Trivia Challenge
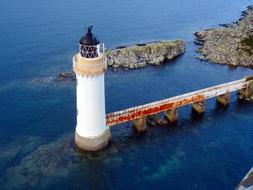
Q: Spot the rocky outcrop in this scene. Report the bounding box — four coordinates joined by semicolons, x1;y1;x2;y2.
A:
106;40;185;70
195;5;253;68
35;72;75;83
36;40;185;83
57;72;75;81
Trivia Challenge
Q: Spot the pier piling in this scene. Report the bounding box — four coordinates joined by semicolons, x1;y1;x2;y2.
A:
192;101;205;114
164;109;178;123
216;92;230;106
238;80;253;101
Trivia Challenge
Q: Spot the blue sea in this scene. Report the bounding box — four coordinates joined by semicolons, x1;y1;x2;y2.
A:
0;0;253;189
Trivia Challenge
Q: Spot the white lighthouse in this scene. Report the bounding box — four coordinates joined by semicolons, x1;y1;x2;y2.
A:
73;26;110;151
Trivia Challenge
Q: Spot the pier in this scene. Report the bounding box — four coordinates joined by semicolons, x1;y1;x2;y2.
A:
106;76;253;130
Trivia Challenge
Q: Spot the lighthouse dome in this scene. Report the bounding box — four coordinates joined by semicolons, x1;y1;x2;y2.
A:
79;26;100;46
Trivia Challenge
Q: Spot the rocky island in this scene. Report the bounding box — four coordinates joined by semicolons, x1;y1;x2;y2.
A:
50;40;184;82
195;5;253;68
106;40;185;70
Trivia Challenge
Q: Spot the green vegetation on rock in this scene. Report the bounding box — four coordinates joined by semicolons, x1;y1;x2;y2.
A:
241;36;253;55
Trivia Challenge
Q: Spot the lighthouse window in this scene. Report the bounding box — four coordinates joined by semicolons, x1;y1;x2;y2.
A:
80;45;98;58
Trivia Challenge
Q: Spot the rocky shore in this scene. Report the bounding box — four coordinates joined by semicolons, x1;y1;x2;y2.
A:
106;40;185;70
195;5;253;67
41;40;185;82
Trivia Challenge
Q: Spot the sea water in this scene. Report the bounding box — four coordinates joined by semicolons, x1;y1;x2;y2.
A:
0;0;253;189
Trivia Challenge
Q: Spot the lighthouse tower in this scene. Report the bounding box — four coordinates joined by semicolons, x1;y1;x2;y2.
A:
73;26;110;151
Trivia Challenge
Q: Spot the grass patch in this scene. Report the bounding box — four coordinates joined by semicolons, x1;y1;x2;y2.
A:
241;36;253;55
242;36;253;47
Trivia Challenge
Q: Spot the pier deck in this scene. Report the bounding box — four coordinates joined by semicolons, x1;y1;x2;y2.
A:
106;77;252;127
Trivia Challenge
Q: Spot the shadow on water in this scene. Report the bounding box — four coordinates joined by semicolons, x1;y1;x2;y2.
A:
190;110;205;124
214;101;230;111
234;98;253;109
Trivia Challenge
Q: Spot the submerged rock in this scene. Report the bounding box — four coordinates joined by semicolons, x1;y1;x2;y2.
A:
106;40;185;70
56;72;75;81
0;135;77;189
0;136;43;172
195;5;253;68
35;72;75;83
58;72;74;79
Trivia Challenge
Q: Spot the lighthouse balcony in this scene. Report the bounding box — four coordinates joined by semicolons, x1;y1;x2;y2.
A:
73;53;107;76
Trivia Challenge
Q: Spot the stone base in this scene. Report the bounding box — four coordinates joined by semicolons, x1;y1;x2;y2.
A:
164;109;178;123
75;129;111;152
238;80;253;101
192;101;205;114
217;92;230;106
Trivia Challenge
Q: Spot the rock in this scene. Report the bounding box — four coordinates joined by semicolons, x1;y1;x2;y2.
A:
37;40;185;83
0;136;42;172
195;5;253;68
196;56;207;61
0;135;78;189
36;72;76;83
106;40;185;70
194;39;205;45
57;72;75;81
219;23;234;28
147;114;169;127
194;31;207;39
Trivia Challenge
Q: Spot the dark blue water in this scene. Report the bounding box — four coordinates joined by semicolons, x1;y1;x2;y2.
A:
0;0;253;189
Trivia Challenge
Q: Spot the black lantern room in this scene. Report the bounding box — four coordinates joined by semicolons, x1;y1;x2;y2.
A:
79;26;100;58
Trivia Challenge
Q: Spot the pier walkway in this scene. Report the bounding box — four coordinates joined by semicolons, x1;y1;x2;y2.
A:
106;76;253;129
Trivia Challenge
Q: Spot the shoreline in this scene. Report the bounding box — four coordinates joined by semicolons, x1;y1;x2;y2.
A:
195;5;253;68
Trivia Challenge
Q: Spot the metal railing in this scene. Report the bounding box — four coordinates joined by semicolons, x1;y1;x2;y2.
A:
106;77;249;126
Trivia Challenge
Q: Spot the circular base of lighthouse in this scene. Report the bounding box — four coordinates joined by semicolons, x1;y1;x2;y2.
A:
75;129;111;152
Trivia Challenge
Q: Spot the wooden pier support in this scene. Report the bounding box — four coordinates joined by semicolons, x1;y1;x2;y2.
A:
216;92;230;106
238;80;253;101
133;117;147;132
164;109;178;123
192;101;205;114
